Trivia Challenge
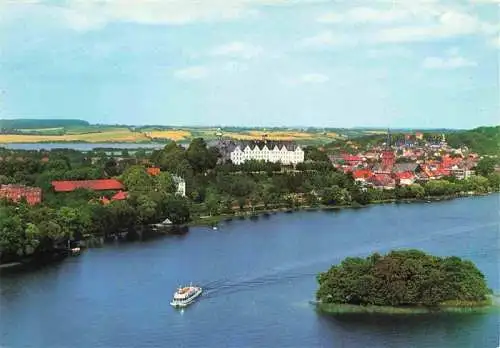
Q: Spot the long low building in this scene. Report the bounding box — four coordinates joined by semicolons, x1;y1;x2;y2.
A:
51;179;124;192
216;140;304;165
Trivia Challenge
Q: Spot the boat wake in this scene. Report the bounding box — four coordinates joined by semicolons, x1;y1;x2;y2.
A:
198;222;498;299
201;270;317;298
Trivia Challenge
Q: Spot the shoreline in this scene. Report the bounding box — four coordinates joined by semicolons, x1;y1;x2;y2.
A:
0;192;496;271
315;297;499;315
187;192;496;228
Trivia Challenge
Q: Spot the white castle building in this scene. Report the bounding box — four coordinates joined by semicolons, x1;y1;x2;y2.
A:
216;140;305;165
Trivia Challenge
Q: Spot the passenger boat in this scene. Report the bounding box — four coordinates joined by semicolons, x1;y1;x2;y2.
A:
170;284;203;308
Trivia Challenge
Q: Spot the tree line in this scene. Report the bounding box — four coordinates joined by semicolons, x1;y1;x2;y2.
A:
0;138;499;264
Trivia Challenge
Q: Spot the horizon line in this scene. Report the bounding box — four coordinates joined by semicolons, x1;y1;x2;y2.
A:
2;118;496;131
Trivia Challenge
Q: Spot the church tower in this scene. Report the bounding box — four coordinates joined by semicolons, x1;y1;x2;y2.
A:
381;128;396;172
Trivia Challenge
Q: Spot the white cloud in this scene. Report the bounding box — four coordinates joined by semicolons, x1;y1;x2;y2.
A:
318;7;412;24
422;54;476;70
25;0;327;31
373;9;499;43
315;3;499;46
210;42;263;59
173;66;209;80
300;31;354;47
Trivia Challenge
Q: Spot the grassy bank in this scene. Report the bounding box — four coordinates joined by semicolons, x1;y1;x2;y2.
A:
316;297;498;315
187;204;364;227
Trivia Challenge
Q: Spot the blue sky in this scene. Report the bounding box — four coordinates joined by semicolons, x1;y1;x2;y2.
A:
0;0;499;128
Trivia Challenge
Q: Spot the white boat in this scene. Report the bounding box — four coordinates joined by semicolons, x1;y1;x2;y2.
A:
170;284;203;308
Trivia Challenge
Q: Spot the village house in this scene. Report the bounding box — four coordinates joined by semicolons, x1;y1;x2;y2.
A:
448;165;475;180
0;184;42;205
362;152;379;161
147;167;161;176
352;169;373;185
111;191;128;201
99;191;129;205
342;154;364;167
366;174;396;190
216;140;304;165
395;171;416;186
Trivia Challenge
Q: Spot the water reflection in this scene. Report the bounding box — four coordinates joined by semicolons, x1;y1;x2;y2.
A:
317;312;497;348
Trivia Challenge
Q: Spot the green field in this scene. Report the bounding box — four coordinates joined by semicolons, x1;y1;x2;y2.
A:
0;119;471;146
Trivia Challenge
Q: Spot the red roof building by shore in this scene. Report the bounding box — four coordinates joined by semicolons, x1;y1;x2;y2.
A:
0;185;42;205
51;179;124;192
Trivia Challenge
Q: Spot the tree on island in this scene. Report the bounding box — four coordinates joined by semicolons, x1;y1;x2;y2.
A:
316;250;491;307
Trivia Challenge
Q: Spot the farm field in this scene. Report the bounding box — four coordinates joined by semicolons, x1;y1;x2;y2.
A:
0;124;349;144
0;128;150;143
142;129;192;141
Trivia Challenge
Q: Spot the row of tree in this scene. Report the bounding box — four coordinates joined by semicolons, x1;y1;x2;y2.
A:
0;138;499;264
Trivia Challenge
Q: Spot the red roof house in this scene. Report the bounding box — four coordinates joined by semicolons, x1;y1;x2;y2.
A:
111;191;128;201
0;185;42;205
51;179;124;192
147;167;161;176
352;169;373;183
395;171;415;186
367;174;396;189
342;154;364;166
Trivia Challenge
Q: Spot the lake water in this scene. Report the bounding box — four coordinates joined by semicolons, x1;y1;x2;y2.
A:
1;195;499;348
1;143;167;151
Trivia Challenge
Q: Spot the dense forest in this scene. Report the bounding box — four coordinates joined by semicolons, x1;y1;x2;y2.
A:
0;139;499;264
316;250;492;307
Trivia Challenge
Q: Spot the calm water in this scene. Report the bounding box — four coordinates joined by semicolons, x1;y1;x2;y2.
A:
1;195;499;348
2;143;166;151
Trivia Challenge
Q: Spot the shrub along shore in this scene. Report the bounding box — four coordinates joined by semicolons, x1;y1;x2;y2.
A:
315;298;498;315
188;191;493;228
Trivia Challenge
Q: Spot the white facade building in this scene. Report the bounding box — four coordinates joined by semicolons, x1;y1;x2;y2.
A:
172;175;186;197
223;141;304;165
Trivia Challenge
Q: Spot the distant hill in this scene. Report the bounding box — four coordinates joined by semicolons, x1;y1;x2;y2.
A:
446;126;500;155
0;119;90;130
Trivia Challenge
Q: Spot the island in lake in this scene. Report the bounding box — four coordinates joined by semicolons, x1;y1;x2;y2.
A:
316;250;495;314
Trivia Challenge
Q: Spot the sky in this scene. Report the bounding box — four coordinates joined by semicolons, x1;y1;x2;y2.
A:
0;0;499;129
